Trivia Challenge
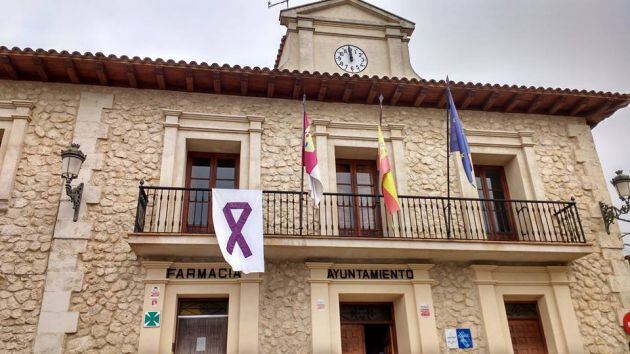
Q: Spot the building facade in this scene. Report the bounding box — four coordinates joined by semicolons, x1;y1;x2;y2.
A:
0;0;629;353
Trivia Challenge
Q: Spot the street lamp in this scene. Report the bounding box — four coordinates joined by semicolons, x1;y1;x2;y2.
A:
600;170;630;234
61;143;86;222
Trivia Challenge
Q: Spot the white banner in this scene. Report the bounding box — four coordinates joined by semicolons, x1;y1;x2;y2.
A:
212;189;264;273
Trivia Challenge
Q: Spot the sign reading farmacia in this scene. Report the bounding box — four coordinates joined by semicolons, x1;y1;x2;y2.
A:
166;268;242;279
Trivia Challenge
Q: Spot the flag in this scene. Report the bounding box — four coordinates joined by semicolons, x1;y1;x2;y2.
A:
212;189;264;274
302;111;324;205
377;125;400;214
447;87;475;185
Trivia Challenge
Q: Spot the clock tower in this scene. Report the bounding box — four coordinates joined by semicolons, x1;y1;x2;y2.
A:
275;0;420;79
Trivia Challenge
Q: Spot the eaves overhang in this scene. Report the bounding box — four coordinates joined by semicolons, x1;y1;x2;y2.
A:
0;46;628;127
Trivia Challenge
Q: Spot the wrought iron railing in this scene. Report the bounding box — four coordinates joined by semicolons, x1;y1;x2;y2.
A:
133;186;586;243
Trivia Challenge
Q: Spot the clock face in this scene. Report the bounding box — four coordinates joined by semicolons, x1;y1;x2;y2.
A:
334;45;368;73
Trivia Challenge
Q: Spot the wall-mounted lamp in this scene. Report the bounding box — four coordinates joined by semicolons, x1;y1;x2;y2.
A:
61;143;86;222
600;170;630;234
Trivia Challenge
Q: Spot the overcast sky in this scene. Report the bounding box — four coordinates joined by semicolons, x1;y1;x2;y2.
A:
1;0;629;246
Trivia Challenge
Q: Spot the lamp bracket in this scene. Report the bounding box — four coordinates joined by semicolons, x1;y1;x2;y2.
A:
600;199;630;235
65;181;84;222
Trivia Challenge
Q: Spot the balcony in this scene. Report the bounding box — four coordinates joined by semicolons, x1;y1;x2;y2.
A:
128;186;593;262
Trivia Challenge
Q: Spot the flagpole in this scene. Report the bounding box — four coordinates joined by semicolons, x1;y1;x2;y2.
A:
378;93;391;232
379;93;384;125
445;77;452;238
299;94;306;236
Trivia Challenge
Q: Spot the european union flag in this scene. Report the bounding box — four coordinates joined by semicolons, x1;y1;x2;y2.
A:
456;328;473;349
447;87;475;185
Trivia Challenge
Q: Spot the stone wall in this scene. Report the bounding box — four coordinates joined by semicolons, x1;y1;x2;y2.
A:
0;79;627;352
0;81;79;353
430;264;486;353
259;261;311;354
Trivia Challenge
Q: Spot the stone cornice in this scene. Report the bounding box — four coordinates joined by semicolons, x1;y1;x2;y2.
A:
466;129;536;148
469;264;572;286
466;129;534;139
305;262;335;270
141;261;174;269
0;99;34;109
165;110;265;124
161;109;265;134
316;119;405;132
0;99;34;122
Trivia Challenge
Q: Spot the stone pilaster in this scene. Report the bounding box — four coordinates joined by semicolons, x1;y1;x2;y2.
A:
33;92;112;354
567;122;630;326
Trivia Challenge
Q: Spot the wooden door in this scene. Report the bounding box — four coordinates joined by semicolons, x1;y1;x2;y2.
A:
340;303;396;354
175;299;229;354
336;160;381;237
341;324;365;354
175;317;228;354
474;165;516;240
384;326;394;354
505;302;547;354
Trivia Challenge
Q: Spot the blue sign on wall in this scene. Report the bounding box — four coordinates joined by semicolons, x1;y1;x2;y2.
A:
456;328;473;349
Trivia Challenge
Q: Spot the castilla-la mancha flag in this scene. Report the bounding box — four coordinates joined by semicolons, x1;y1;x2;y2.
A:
377;125;400;214
303;111;324;205
212;189;264;274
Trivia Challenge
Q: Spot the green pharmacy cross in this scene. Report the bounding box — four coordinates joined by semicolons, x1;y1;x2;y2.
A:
144;311;160;328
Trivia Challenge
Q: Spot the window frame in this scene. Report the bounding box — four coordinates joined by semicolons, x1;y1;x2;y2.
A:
474;165;517;241
182;151;240;234
0;100;33;212
335;159;382;237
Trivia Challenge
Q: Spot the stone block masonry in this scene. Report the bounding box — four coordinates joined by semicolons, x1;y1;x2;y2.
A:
33;92;112;354
0;80;627;353
0;82;81;353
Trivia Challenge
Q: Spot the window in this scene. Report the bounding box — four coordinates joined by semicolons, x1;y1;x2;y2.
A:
340;303;397;354
474;165;516;240
175;299;229;354
183;152;239;233
336;160;381;237
0;100;33;212
504;302;547;354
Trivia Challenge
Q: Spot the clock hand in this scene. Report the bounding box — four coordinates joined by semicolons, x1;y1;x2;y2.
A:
347;46;354;62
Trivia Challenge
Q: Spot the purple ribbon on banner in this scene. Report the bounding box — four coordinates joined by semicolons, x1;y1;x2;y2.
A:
222;202;253;258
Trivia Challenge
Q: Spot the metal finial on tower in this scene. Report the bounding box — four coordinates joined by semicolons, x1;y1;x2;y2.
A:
268;0;289;8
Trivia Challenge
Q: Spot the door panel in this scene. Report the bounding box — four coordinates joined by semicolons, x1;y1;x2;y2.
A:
508;319;547;354
340;303;396;354
474;165;516;240
341;324;365;354
175;317;228;354
505;302;547;354
175;299;229;354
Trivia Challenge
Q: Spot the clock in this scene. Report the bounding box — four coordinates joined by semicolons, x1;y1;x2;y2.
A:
334;45;368;73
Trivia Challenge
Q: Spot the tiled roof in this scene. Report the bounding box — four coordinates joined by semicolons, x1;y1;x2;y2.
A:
0;46;628;127
274;34;287;69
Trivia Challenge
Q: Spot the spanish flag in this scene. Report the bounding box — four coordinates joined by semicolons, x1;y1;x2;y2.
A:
377;124;400;214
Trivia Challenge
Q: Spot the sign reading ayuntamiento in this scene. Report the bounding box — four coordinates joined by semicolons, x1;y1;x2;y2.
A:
327;268;414;280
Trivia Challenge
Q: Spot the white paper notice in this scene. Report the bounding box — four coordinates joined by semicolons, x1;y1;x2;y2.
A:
316;299;325;311
444;328;458;349
195;337;206;352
